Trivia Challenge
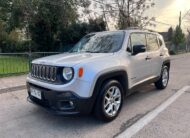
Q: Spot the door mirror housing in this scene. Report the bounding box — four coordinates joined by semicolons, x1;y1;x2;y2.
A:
132;45;146;55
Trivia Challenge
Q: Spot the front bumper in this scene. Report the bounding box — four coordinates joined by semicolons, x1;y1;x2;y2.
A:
27;83;95;115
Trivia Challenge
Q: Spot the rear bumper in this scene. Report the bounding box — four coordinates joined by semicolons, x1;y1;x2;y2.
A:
27;83;95;116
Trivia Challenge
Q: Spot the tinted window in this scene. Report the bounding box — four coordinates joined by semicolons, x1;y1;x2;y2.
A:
130;33;146;47
146;34;159;51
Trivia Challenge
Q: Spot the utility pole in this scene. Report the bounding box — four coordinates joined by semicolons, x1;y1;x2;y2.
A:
179;11;182;27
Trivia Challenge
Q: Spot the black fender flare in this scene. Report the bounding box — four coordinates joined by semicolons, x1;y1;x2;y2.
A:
163;59;171;70
89;70;129;112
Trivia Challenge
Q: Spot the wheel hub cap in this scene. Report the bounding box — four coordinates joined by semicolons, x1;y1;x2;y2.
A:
104;86;121;117
162;68;168;87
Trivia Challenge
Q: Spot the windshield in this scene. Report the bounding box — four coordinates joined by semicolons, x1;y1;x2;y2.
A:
70;31;125;53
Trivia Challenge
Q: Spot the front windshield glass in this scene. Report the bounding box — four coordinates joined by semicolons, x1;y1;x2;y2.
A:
70;31;125;53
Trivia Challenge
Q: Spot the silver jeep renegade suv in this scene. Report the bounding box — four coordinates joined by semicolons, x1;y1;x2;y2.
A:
27;29;170;121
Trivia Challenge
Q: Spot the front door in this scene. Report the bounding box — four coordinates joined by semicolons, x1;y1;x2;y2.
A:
127;33;152;86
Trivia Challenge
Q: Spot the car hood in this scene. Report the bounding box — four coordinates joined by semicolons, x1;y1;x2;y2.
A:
32;52;114;66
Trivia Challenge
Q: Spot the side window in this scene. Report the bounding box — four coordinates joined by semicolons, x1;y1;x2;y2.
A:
146;34;160;51
130;33;146;47
127;36;132;52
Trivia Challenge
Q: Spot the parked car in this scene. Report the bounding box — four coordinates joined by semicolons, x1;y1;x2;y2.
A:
26;29;170;122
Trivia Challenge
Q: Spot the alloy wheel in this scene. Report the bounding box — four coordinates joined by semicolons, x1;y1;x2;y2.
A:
162;68;169;87
103;86;121;117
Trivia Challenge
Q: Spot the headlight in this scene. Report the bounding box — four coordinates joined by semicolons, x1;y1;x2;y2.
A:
62;67;73;81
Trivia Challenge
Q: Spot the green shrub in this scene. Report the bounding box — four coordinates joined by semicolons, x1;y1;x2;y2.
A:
169;50;176;55
2;41;30;53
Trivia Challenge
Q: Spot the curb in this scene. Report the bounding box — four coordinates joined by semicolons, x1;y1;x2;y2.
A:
0;85;26;94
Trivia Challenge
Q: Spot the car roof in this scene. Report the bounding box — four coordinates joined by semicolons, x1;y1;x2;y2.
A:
91;29;160;36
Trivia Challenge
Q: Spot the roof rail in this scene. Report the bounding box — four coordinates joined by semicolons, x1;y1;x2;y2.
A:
125;27;157;32
126;27;142;30
144;29;158;32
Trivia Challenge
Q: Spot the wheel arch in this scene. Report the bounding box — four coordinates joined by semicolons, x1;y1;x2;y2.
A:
90;70;128;114
163;59;170;70
91;70;129;104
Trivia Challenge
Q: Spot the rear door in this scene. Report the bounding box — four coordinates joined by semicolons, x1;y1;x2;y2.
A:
146;33;162;77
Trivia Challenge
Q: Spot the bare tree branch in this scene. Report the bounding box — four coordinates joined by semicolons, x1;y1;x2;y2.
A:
93;0;155;29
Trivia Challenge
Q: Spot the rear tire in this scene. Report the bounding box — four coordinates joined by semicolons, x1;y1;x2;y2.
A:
94;80;124;122
155;66;169;89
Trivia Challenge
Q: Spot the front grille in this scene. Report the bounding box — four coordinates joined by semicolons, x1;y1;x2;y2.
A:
31;64;57;82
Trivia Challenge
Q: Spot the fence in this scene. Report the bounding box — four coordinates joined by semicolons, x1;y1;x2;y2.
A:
1;45;190;77
0;52;60;77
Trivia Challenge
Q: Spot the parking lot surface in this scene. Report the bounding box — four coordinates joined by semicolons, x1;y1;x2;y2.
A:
0;53;190;138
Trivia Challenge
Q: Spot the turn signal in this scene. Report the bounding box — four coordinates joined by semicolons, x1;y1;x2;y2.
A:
78;67;83;78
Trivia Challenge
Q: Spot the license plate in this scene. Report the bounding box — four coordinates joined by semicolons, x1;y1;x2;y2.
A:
30;87;42;100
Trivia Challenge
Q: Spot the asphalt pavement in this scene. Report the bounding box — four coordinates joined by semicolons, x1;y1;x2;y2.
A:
0;53;190;138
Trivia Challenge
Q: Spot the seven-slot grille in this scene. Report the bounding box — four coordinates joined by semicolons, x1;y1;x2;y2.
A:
31;64;57;82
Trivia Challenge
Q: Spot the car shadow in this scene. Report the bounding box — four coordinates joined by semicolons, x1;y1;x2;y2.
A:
124;84;160;105
28;84;163;130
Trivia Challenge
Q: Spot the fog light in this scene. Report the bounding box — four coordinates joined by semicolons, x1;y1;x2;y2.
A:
60;100;74;110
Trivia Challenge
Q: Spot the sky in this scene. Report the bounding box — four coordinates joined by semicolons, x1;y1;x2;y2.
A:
82;0;190;33
146;0;190;33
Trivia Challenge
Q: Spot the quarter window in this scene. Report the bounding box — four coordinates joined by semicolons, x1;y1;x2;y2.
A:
146;34;160;51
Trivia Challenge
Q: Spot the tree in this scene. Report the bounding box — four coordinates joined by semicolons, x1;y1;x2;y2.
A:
173;12;185;48
59;17;106;46
94;0;155;29
173;26;185;46
27;0;80;51
1;0;92;51
25;0;106;51
167;27;173;42
0;21;8;52
0;0;106;52
88;18;107;32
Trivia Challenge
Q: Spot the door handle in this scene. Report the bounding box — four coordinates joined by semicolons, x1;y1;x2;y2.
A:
145;56;151;60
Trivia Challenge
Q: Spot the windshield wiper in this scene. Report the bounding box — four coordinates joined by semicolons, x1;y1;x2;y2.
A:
84;50;101;53
69;50;107;53
85;50;109;53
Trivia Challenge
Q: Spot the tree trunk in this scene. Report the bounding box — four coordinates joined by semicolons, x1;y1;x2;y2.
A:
127;0;130;27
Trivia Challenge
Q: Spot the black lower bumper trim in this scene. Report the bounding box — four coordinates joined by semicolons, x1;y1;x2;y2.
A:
27;83;95;116
27;97;80;115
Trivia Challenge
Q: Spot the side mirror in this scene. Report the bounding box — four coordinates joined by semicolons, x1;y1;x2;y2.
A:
132;45;146;55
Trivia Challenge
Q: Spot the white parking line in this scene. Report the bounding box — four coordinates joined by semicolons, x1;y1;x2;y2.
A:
117;86;190;138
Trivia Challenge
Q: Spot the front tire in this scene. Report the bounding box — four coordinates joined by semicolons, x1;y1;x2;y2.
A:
94;80;124;122
155;66;169;89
